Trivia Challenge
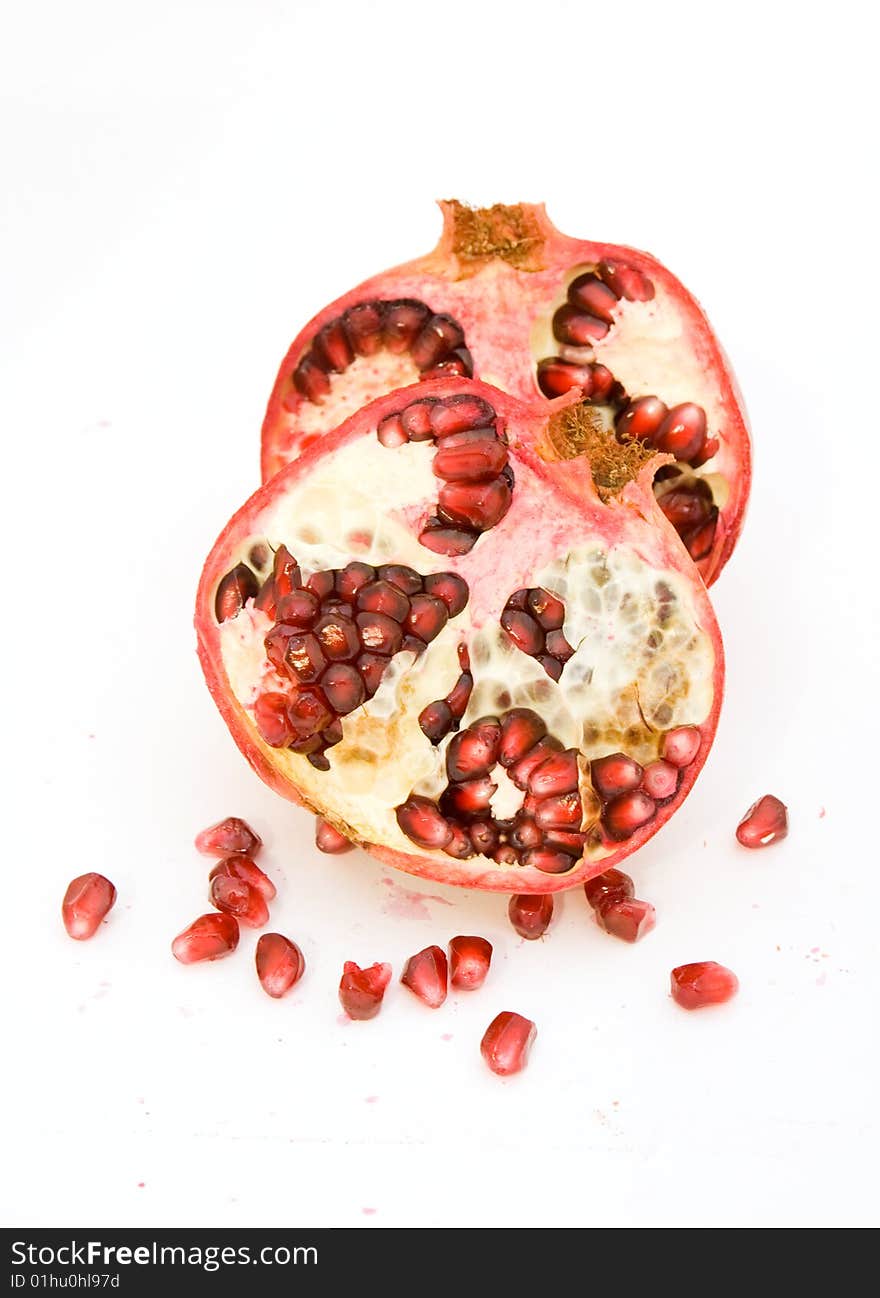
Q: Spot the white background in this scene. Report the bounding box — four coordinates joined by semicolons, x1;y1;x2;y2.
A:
2;0;877;1229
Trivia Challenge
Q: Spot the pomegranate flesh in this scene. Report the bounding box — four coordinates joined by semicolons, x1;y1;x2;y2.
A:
61;873;117;941
339;960;392;1020
195;816;262;858
480;1011;537;1076
671;961;739;1010
400;944;448;1008
255;933;305;997
172;913;240;964
449;935;493;990
508;893;554;939
736;795;788;848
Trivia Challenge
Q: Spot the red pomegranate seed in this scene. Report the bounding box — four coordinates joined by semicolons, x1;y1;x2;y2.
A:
657;485;713;530
691;435;721;468
254;692;294;747
293;353;331;402
661;726;701;768
499;708;548;767
500;608;545;655
545;629;574;662
422;571;468;615
583;867;634;910
214;564;258;622
306;569;335;600
335;561;376;601
597;259;655;301
423;347;473;379
172;912;240;963
442;776;497;817
283;631;327;682
315;817;353;853
411;313;465;368
449;935;493;990
543;828;587;852
591;752;644;799
398;400;435;440
671;961;739;1010
339;960;392;1020
446;718;502;781
355;611;403;656
342;301;384;355
275;589;320;626
313;318;354;373
418;519;478;555
604;790;656;839
481;1011;537;1076
528;748;580;798
271;545;301;598
209;854;276;902
429;395;496;435
616;395;668;443
567;272;619;323
356;579;410;622
321;661;366;713
682;511;719;562
654;403;707;463
264;623;298;673
377;564;423;595
383;299;430;353
438;476;512;532
377;413;408;448
396;796;453;849
195;816;262;858
534;791;582;831
522;847;576;874
209;868;270;928
588;364;618;400
399;594;445;644
314;612;361;662
419;698;453;742
508;893;553;939
61;872;116;940
597;897;656;942
356;652;388;696
432;429;508;482
254;575;277;617
255;933;305;998
552;303;609;345
736;795;788;848
509;735;564;790
641;760;679;801
287;687;333;743
400;945;448;1008
444;823;473;859
511;816;542;849
536;357;596;398
526;587;565;630
446;664;473;719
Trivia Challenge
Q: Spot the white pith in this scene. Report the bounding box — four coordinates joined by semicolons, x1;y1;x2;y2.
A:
218;429;715;869
280;353;420;454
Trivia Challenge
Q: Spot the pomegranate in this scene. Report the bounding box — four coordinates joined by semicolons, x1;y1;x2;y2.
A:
736;795;788;848
261;202;750;585
255;933;305;997
196;377;724;894
61;873;117;940
671;961;739;1010
480;1011;537;1076
171;913;240;963
449;935;493;990
400;944;448;1007
195;816;262;858
508;893;554;940
339;960;392;1020
595;897;656;942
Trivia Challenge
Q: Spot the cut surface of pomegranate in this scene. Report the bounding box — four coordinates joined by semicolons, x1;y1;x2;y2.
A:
197;377;723;894
194;816;262;858
261;202;750;585
255;933;305;997
671;961;739;1010
171;913;240;964
61;873;117;940
736;795;788;848
339;960;392;1020
481;1011;537;1076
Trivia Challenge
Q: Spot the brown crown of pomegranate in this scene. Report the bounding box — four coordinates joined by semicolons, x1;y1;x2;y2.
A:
260;201;751;585
199;377;724;894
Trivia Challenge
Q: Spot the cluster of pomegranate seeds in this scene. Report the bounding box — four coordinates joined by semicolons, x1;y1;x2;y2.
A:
449;936;493;990
255;933;306;998
591;726;700;843
218;547;469;769
670;961;739;1010
194;816;262;858
736;795;788;848
339;960;393;1020
400;944;449;1008
376;393;513;555
172;912;240;964
315;817;354;854
583;867;655;942
480;1011;537;1076
418;642;473;743
61;872;117;941
501;585;575;680
292;299;472;404
508;893;554;940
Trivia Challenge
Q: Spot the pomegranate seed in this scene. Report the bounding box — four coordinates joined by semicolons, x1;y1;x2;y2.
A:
422;571;469;617
498;709;548;767
377;413;408;448
449;935;493;990
315;817;353;853
591;752;644;799
397;400;435;440
481;1011;536;1076
691;435;721;468
356;652;388;696
61;872;116;940
528;748;580;798
293;353;330;402
509;735;564;790
400;945;448;1008
682;511;719;562
209;869;270;928
511;816;542;849
654;403;707;463
306;569;335;600
255;933;305;998
419;698;453;742
403;593;448;642
339;960;392;1020
444;823;473;859
603;790;656;839
567;272;619;323
356;579;410;622
377;564;423;595
313;318;354;373
195;816;262;858
589;364;618;400
442;776;498;817
552;303;609;345
424;346;473;379
469;820;499;855
500;608;545;655
736;795;788;848
446;718;502;781
534;791;583;830
264;623;298;673
616;395;668;443
657;484;713;530
254;692;294;747
545;629;574;662
383;299;430;353
275;589;320;625
525;587;564;630
641;760;679;801
283;632;327;682
418;519;478;555
597;259;655;301
314;612;360;663
522;847;576;874
596;897;656;942
506;588;529;610
661;727;701;768
432;429;508;483
543;828;587;852
342;301;384;355
536;357;596;398
209;854;276;901
446;662;474;718
172;912;240;963
271;546;301;598
396;796;453;850
429;395;496;435
508;893;553;939
254;576;276;617
671;961;739;1010
355;610;403;656
321;661;366;713
493;844;519;865
583;868;634;910
411;313;465;368
335;561;376;601
439;476;512;531
215;564;258;622
287;687;333;742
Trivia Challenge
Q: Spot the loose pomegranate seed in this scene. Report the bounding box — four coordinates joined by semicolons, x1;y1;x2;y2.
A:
597;259;655;301
654;403;707;463
61;872;117;940
499;708;548;767
735;795;788;848
418;519;478;555
603;790;656;839
583;868;634;910
172;913;240;963
377;563;423;595
641;760;679;801
432;429;508;482
671;961;739;1010
449;935;493;990
256;933;305;998
315;817;354;853
528;748;580;798
438;477;512;531
591;752;644;799
400;945;448;1008
209;869;270;928
339;960;392;1020
209;854;276;901
215;564;258;622
481;1011;537;1076
567;272;619;323
446;718;502;781
661;726;701;768
616;395;668;443
501;608;545;655
596;897;656;942
195;816;262;858
254;692;294;746
422;571;469;616
313;318;354;373
508;893;553;939
552;303;609;345
396;796;453;850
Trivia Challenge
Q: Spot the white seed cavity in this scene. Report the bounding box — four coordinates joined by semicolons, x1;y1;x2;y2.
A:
290;353;419;439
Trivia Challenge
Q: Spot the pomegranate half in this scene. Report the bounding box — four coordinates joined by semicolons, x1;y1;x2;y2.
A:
198;378;723;893
261;201;750;585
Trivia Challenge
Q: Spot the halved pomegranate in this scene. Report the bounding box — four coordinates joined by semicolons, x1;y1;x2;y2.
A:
196;378;723;894
261;202;750;585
